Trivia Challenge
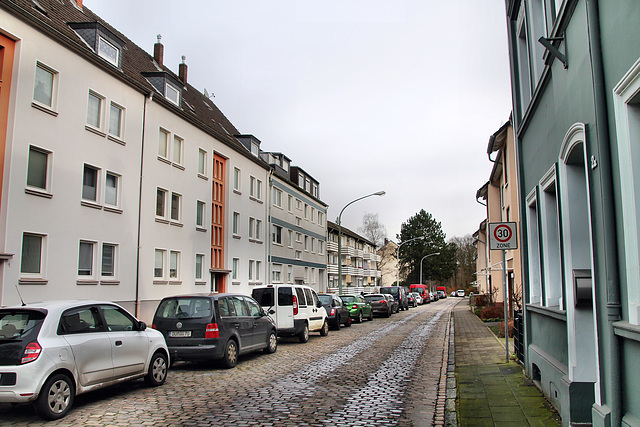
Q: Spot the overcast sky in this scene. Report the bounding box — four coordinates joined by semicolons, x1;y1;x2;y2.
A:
84;0;512;242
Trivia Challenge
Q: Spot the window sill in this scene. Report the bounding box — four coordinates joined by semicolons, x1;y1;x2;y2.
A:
104;206;123;214
232;281;241;286
195;281;206;286
107;135;126;146
153;280;168;285
248;281;263;286
18;278;48;285
526;303;566;320
155;217;170;224
169;280;182;285
196;226;207;232
76;279;99;285
81;200;103;210
249;239;264;244
25;188;53;199
233;189;242;195
249;196;263;204
613;321;640;343
157;156;171;165
233;234;241;239
198;173;208;181
172;163;185;171
170;221;184;228
100;280;120;285
85;125;106;138
31;102;58;117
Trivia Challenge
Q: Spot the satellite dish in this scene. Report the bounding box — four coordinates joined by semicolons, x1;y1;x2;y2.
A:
203;88;214;98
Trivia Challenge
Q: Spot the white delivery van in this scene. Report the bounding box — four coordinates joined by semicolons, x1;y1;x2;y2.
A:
252;284;329;343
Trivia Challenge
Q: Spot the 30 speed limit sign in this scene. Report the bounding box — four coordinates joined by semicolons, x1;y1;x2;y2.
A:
488;222;518;250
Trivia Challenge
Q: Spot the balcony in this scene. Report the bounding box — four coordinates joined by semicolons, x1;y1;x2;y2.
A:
327;241;338;252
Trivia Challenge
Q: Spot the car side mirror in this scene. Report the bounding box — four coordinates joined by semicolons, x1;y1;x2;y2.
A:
316;301;323;308
138;321;147;331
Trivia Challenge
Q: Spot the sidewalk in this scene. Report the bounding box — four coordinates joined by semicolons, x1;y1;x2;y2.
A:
450;301;561;426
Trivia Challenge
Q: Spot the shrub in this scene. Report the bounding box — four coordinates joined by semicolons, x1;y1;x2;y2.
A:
474;294;489;307
479;303;504;320
499;319;515;338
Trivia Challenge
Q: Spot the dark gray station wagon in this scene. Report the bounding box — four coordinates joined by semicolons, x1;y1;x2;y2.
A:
152;293;277;368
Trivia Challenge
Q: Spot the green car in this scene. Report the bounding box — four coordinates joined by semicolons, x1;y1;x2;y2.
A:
339;294;373;323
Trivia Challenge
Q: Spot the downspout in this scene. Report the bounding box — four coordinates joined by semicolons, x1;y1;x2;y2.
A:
267;169;273;284
134;91;152;317
585;0;621;424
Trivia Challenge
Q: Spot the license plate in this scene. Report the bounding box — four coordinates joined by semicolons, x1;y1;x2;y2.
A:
169;331;191;337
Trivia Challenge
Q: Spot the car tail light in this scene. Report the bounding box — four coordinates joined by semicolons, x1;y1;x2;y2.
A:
151;324;157;329
330;308;335;316
293;295;299;316
352;304;358;309
21;342;42;364
205;323;219;339
380;300;387;304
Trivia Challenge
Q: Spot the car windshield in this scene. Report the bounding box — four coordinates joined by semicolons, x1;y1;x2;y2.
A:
155;297;212;319
380;287;398;295
318;295;333;305
364;295;383;302
341;296;356;303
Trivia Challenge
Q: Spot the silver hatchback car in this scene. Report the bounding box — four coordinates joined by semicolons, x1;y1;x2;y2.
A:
0;300;169;420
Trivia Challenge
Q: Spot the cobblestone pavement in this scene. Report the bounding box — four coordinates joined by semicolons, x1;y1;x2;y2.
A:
0;298;459;426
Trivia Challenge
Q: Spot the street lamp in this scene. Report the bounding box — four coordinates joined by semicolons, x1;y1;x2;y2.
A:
419;252;440;287
395;236;427;287
337;191;386;295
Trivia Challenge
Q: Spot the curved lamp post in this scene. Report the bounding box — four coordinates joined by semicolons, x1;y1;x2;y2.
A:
337;191;385;295
420;252;440;290
395;236;427;286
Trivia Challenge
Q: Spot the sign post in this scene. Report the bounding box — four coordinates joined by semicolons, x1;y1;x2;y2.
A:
488;222;517;363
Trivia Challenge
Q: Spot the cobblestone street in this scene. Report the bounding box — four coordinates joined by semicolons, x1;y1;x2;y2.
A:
0;299;459;426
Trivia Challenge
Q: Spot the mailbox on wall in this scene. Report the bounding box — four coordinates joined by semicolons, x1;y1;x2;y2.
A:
573;269;592;308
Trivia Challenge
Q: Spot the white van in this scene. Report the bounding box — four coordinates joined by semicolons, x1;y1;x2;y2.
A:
252;284;329;343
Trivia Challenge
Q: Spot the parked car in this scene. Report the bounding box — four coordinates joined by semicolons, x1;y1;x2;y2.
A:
252;284;328;343
450;291;457;297
318;294;352;330
436;286;448;298
339;294;373;323
0;300;169;420
437;290;446;299
407;293;418;308
364;294;394;317
410;292;423;305
380;286;409;310
383;293;400;313
457;289;466;297
153;293;277;369
409;284;429;304
430;291;438;302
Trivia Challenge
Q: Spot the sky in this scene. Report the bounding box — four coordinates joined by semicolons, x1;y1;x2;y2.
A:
84;0;512;243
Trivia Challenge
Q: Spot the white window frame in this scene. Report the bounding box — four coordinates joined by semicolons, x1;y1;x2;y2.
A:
82;164;100;203
108;101;124;139
526;189;542;305
233;212;240;235
249;217;256;239
169;250;180;280
170;192;182;223
248;260;254;281
173;135;184;166
165;82;180;105
195;254;205;281
26;145;52;195
101;243;118;279
33;62;57;110
232;258;240;281
156;188;168;219
196;201;206;228
158;128;170;159
613;57;640;325
20;232;47;279
198;149;207;177
154;249;166;279
78;240;96;278
272;264;282;283
539;166;563;308
104;171;120;209
234;167;241;192
273;187;283;208
86;91;104;130
98;36;120;67
272;225;283;245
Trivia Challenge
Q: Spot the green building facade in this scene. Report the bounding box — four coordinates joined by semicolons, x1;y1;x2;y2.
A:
504;0;640;425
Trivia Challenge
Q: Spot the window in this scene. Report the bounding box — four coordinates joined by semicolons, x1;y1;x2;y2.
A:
98;36;119;66
249;218;256;239
232;258;239;281
288;265;293;283
273;188;282;207
304;204;309;219
87;91;103;129
295;250;302;260
33;62;56;108
165;82;180;105
248;260;254;281
540;168;562;307
78;241;95;277
288;195;293;212
296;199;302;210
296;217;302;227
105;172;119;207
311;207;315;222
233;212;239;235
195;254;204;280
198;149;207;176
296;232;302;242
304;236;309;251
158;129;169;158
256;261;262;281
288;230;293;247
272;264;282;282
256;219;262;240
250;177;262;200
171;193;181;222
169;251;180;279
173;135;183;165
108;102;124;138
26;146;50;191
82;165;99;202
311;238;316;253
234;168;241;191
318;212;324;226
250;176;256;198
272;225;282;245
516;7;533;113
21;233;44;275
196;201;205;227
318;240;324;255
102;243;116;277
156;188;167;217
154;249;165;278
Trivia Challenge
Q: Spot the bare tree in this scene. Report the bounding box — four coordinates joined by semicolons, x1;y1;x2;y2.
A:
358;213;387;248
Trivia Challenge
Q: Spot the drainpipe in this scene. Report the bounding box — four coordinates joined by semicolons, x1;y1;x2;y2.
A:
267;169;273;284
134;91;152;317
585;0;621;424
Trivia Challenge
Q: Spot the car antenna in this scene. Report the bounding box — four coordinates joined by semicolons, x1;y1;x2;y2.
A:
15;285;26;306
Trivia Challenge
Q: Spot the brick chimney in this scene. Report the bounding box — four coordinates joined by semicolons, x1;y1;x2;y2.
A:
179;56;187;85
154;34;163;67
72;0;83;9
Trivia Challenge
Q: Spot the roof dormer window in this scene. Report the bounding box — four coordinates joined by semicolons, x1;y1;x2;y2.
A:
98;36;119;67
165;82;180;105
251;142;259;157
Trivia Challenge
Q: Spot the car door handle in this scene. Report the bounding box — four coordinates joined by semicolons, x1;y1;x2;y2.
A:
232;322;240;328
115;340;122;346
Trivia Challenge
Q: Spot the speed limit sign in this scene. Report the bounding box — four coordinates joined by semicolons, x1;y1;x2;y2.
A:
488;222;518;250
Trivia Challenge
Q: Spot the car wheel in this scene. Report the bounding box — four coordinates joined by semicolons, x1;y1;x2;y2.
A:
356;311;363;323
298;323;310;343
368;311;374;321
386;309;391;318
144;352;168;387
344;316;352;327
35;373;75;420
334;315;341;330
221;339;238;368
264;330;278;354
320;320;329;336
